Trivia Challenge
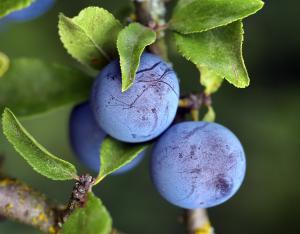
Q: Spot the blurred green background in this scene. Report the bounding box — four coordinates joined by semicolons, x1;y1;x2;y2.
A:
0;0;299;233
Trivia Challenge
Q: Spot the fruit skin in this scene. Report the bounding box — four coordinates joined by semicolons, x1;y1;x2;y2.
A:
91;52;180;143
5;0;55;22
69;102;145;175
150;121;246;209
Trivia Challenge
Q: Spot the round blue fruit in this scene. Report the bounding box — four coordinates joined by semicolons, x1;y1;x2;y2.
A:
91;52;180;143
150;121;246;209
5;0;55;22
69;102;145;175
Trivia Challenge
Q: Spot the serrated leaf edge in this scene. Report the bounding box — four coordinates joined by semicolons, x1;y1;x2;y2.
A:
2;108;78;180
0;0;34;18
95;139;149;184
170;0;264;34
58;7;122;68
117;23;156;92
100;145;146;178
174;21;249;88
59;192;112;234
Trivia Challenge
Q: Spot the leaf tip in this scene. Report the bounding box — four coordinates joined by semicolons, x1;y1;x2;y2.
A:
121;86;128;92
58;12;67;22
259;0;265;8
121;79;134;92
2;107;12;122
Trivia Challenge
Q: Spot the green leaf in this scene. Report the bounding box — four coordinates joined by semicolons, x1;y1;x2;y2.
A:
2;108;77;180
0;58;92;117
95;137;148;184
58;7;122;70
0;52;9;77
59;192;112;234
174;21;249;88
0;0;34;18
170;0;264;34
203;106;216;122
117;23;156;91
199;66;223;94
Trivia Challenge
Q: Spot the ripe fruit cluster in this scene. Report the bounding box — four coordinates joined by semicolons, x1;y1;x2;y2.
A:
69;52;246;209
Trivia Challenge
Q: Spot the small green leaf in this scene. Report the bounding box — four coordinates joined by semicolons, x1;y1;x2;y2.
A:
198;66;223;94
170;0;264;34
203;106;216;122
0;52;9;77
0;58;92;117
0;0;34;18
2;108;77;180
174;21;249;88
95;137;148;184
117;22;156;91
60;192;112;234
58;7;122;70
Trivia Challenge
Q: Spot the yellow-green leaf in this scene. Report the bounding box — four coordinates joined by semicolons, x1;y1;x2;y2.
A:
170;0;264;34
174;21;249;88
59;193;112;234
0;0;34;18
198;66;223;94
203;106;216;122
0;58;92;117
2;108;77;180
95;137;149;184
0;52;9;77
117;23;156;91
58;7;122;70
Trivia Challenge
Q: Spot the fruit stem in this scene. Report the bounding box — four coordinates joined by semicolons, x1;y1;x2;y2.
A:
178;92;212;121
186;209;214;234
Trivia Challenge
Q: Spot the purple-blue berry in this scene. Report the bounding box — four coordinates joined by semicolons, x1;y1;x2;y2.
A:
91;52;180;143
150;121;246;209
69;102;145;174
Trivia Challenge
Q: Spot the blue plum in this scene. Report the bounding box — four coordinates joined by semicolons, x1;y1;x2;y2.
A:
69;102;145;175
5;0;55;22
150;121;246;209
91;52;180;143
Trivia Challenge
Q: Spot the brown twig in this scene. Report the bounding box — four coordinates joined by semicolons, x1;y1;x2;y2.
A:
0;177;61;234
0;173;98;233
62;174;95;223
